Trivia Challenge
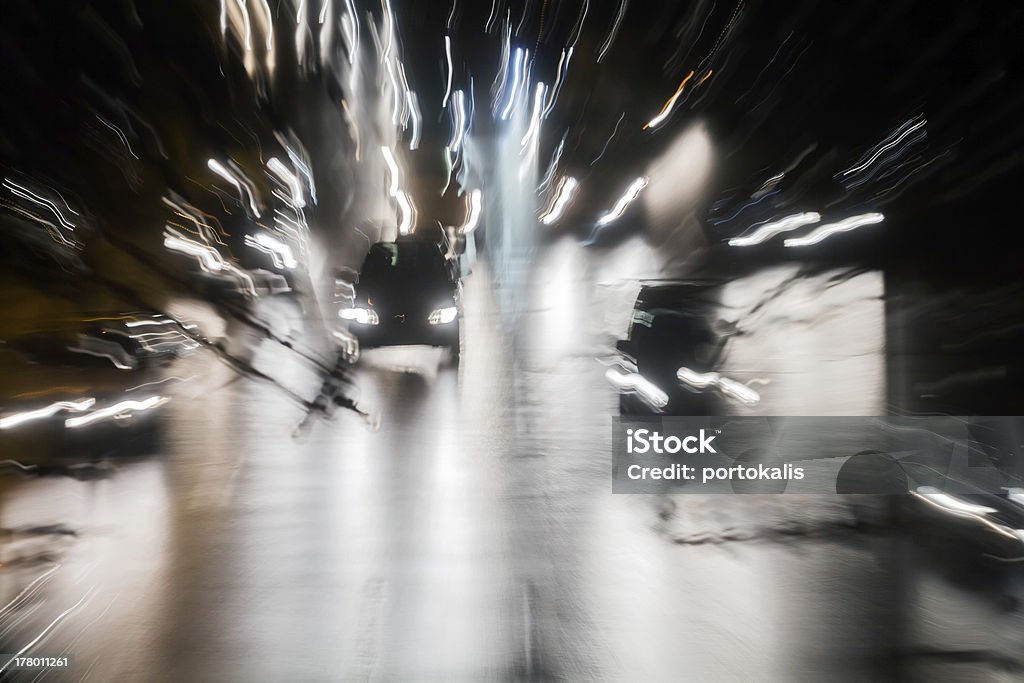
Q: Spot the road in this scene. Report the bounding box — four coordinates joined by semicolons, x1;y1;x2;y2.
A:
0;238;1021;682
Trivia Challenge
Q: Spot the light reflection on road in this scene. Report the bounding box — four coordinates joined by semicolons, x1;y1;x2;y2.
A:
0;239;1000;682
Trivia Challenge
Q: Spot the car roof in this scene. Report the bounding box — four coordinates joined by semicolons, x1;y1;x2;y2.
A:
369;237;442;249
634;279;722;309
361;241;449;278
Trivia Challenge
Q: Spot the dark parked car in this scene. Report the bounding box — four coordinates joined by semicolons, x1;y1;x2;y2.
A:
341;238;461;364
612;280;726;415
0;314;185;465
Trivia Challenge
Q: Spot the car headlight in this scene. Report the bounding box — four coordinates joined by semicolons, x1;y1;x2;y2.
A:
428;306;458;325
340;307;379;325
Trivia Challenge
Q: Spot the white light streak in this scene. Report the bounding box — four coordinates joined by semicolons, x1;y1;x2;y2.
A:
164;228;257;295
716;377;762;406
164;230;225;271
233;0;253;51
3;179;77;230
910;487;1023;543
485;0;499;32
124;318;177;328
381;146;400;195
65;396;169;428
605;367;669;410
0;587;97;673
245;232;298;269
589;112;624;166
728;212;821;247
258;0;274;50
461;189;482;233
500;48;526;121
597;177;648;226
597;0;628;63
0;564;61;619
441;146;454;196
677;367;761;406
395;191;414;235
396;59;411;125
783;213;884;247
207;158;260;217
540;177;579;225
644;70;694;130
450;89;467;152
96;114;139;159
267;157;305;208
339;1;359;87
380;0;394;63
442;35;454;108
676;367;718;388
408;92;422;150
915;487;998;516
842;118;927;177
284;144;317;205
379;147;414;234
543;48;573;118
520;82;547;149
492;20;511;98
568;0;590;49
385;58;402;125
537;136;566;194
447;0;458;30
0;399;96;430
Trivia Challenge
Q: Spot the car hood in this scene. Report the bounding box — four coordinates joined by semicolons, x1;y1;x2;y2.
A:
356;278;455;314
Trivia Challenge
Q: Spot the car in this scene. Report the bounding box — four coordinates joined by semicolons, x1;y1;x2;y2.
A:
340;238;461;364
0;320;179;466
611;280;726;415
4;313;199;370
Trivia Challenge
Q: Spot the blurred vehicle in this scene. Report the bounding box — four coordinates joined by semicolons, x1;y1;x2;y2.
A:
897;420;1024;609
339;237;461;364
895;483;1024;613
614;286;1024;585
611;280;725;414
906;485;1024;556
4;312;198;370
0;315;182;464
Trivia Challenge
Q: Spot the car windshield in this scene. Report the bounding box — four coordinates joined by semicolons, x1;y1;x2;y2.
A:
360;241;448;282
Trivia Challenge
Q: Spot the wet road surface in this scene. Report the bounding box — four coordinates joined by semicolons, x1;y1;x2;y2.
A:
1;239;1021;682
